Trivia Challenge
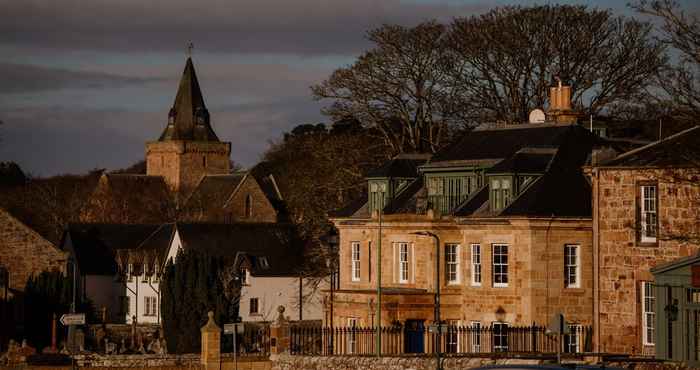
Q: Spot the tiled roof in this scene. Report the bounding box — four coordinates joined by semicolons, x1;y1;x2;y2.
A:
182;174;246;211
485;148;557;174
603;126;700;167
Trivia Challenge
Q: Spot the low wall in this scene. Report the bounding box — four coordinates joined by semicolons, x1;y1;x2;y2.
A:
73;354;200;367
271;354;544;370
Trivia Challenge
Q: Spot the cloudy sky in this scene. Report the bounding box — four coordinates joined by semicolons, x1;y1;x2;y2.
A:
0;0;668;176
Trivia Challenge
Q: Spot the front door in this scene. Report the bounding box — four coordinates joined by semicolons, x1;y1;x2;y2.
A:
404;319;424;353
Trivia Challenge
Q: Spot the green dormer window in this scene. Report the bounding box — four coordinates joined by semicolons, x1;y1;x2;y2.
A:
490;177;512;211
369;180;388;214
426;173;479;214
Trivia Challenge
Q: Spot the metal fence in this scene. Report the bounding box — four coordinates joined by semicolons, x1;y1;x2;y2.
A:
232;323;271;356
290;324;592;356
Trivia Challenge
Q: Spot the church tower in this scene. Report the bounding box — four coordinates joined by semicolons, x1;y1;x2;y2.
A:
146;58;231;200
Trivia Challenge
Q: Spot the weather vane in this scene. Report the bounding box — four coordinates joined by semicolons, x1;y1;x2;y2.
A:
186;42;194;57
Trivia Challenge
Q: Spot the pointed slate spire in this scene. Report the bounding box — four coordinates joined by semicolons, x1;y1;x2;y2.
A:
159;58;220;141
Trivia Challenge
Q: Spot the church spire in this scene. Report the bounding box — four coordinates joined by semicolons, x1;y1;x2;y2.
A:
159;57;220;141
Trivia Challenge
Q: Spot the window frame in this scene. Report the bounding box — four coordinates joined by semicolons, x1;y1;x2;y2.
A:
445;243;460;285
564;244;580;288
470;321;481;352
642;281;656;346
249;297;259;315
351;242;361;282
144;296;157;317
492;321;509;352
640;184;658;243
399;242;409;284
471;244;482;287
492;244;509;288
564;324;582;353
346;317;358;354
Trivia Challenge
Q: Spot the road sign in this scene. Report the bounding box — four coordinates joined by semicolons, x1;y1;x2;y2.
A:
428;324;449;334
546;312;569;335
60;313;85;326
224;323;245;335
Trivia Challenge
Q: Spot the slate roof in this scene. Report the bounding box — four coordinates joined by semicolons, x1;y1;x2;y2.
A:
182;174;246;210
429;124;578;164
176;223;303;277
485;148;557;174
332;123;600;219
366;154;431;178
64;223;173;275
603;126;700;167
158;58;220;142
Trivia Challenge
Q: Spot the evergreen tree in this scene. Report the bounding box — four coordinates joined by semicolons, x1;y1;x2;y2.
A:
161;249;237;353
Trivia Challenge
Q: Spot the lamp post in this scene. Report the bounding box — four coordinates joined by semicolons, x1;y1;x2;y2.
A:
375;189;384;358
412;231;442;370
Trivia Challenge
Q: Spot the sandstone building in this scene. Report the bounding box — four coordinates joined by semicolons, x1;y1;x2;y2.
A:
587;126;700;355
329;84;603;353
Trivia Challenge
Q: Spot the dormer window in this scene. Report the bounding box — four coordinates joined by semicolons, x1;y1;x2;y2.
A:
259;257;269;269
369;181;388;214
240;267;249;285
127;263;134;282
491;177;512;211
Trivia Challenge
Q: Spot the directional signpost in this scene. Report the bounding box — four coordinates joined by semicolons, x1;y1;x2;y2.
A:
224;323;245;370
546;312;568;364
60;313;85;326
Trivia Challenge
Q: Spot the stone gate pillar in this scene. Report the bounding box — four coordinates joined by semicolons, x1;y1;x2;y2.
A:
270;306;289;355
201;311;221;370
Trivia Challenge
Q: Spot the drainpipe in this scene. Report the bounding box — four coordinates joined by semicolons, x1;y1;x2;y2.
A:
592;168;601;352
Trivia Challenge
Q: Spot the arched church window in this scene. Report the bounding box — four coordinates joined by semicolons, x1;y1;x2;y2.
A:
203;156;207;168
245;194;253;218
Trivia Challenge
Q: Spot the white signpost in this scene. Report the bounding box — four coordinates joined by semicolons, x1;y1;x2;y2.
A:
60;313;85;326
224;323;245;370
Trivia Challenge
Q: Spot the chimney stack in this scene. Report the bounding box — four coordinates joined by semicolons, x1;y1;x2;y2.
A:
547;78;578;124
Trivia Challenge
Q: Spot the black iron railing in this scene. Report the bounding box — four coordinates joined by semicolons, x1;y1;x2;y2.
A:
289;324;592;356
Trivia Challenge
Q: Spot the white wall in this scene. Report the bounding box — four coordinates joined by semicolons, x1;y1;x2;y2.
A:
240;275;327;322
125;274;161;324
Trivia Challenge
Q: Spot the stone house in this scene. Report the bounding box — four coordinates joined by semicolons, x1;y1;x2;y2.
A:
586;125;700;355
0;208;68;292
329;84;605;353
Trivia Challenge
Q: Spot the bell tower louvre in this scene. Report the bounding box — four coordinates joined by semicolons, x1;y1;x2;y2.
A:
146;57;231;201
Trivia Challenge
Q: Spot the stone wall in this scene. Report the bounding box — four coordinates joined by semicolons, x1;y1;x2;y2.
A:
592;168;700;354
146;140;231;199
333;215;593;328
0;208;67;291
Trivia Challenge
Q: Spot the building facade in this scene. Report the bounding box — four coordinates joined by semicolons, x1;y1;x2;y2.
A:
329;86;604;353
587;126;700;355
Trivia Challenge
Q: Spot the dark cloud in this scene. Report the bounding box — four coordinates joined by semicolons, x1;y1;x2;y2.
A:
0;96;324;176
0;0;488;55
0;63;158;94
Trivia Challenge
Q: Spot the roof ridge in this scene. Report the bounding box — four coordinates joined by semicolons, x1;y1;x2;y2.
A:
605;125;700;165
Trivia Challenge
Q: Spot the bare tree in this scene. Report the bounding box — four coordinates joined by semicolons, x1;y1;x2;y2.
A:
312;21;463;154
632;0;700;123
449;5;667;124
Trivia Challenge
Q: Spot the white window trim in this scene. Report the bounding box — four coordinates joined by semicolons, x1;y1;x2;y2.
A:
640;185;657;243
470;321;481;352
564;244;581;289
399;242;409;284
351;242;361;282
492;244;509;288
347;318;358;354
642;281;656;346
446;243;460;285
566;324;582;353
492;321;509;351
471;244;482;287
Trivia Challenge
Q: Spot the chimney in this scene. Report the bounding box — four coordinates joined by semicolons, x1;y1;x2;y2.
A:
547;78;578;124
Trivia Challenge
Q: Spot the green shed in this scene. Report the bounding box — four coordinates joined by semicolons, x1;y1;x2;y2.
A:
651;254;700;366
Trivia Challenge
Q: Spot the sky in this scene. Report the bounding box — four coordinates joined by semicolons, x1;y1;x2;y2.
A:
0;0;667;176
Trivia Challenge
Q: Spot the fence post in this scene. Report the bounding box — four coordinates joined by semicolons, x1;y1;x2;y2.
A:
270;305;290;355
201;311;221;370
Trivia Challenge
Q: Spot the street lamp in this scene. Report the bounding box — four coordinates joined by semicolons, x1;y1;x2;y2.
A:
412;231;442;370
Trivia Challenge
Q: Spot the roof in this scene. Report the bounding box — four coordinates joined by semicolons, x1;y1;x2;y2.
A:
651;253;700;275
333;123;599;219
176;223;303;277
603;125;700;167
158;58;220;142
64;223;173;275
366;154;431;178
429;123;578;164
182;174;246;210
485;148;556;174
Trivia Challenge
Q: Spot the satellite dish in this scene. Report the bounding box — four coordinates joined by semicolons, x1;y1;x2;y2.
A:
529;109;546;124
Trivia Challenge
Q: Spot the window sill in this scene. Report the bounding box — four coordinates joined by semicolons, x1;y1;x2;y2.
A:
637;241;658;248
470;283;482;287
493;284;509;288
